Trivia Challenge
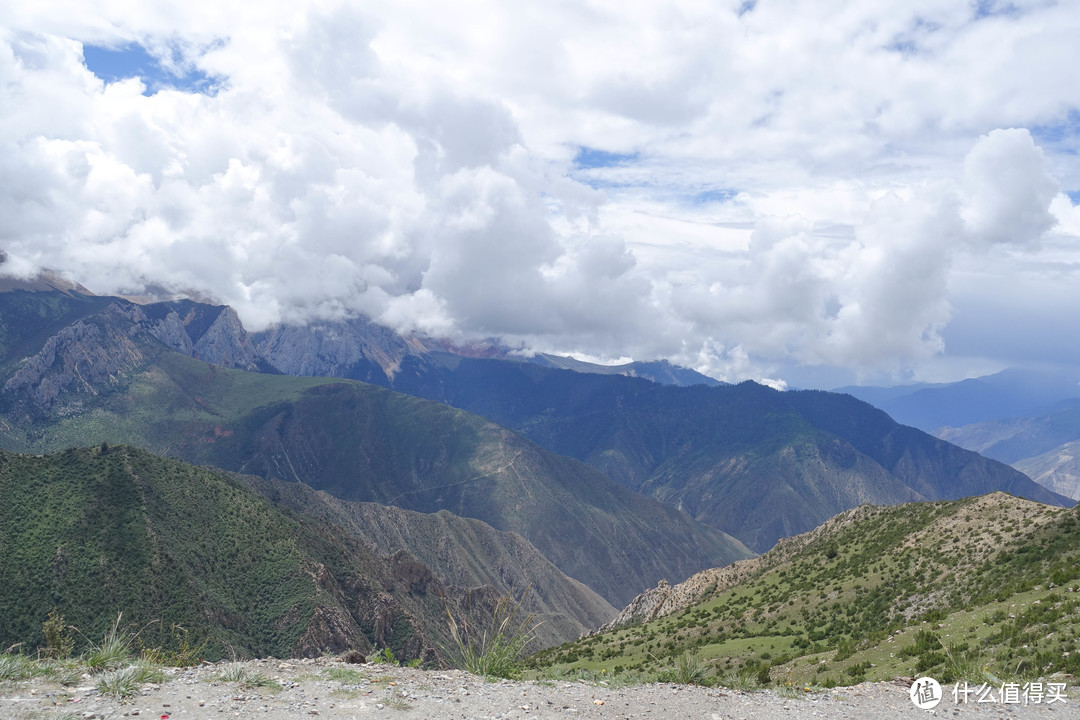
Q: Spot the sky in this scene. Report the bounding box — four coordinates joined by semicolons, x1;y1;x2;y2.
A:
2;1;1080;389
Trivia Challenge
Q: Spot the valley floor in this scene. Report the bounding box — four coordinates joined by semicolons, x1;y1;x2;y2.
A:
2;657;1078;720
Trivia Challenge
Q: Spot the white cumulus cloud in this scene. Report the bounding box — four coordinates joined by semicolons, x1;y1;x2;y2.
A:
0;0;1078;386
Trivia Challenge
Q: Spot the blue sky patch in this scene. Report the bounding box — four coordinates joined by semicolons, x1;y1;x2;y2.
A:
1031;110;1080;147
691;188;739;205
573;147;640;170
886;39;918;56
83;42;219;96
973;0;1020;20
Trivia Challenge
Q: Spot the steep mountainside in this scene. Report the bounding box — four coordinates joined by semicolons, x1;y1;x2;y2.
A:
380;358;1070;551
140;299;269;372
1014;440;1080;500
0;445;555;662
253;316;423;385
241;476;616;643
532;492;1080;686
0;290;269;419
0;295;751;606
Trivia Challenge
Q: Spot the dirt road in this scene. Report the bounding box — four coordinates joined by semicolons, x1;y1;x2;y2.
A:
3;657;1077;719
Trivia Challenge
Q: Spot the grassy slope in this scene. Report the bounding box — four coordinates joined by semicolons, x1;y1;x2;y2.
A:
0;445;443;661
531;493;1080;687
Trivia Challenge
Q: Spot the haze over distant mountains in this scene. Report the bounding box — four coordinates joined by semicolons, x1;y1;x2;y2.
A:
836;367;1080;434
838;367;1080;500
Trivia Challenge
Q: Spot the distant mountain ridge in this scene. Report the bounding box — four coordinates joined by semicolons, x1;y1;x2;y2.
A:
377;357;1070;550
1014;440;1080;500
841;368;1080;501
836;367;1080;434
251;317;721;388
936;398;1080;465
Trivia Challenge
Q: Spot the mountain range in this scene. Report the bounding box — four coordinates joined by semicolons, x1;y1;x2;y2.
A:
0;276;1075;661
0;287;751;609
835;366;1080;434
378;360;1067;551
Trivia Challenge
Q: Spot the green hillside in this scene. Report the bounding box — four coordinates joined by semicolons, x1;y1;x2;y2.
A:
531;493;1080;687
0;445;458;661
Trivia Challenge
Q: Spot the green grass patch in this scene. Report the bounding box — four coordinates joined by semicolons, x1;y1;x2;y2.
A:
531;495;1080;688
323;667;366;683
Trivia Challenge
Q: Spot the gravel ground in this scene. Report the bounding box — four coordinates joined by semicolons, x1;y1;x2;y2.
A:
3;657;1079;720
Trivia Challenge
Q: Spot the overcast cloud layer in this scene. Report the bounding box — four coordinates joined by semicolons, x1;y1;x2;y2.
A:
2;0;1079;387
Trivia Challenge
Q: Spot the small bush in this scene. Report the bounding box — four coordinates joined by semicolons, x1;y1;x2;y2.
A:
83;615;135;672
216;664;280;691
97;662;166;702
718;668;759;690
369;647;397;665
444;592;540;679
42;610;74;660
672;651;708;685
140;624;207;667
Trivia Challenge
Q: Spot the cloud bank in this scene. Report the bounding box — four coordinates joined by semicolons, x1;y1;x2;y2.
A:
2;1;1079;386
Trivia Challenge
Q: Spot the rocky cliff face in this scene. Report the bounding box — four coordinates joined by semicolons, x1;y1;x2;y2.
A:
595;561;762;633
254;316;429;383
141;300;263;371
189;306;262;371
3;303;153;412
2;298;269;415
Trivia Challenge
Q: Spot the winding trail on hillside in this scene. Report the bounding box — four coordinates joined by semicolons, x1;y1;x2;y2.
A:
384;450;525;506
